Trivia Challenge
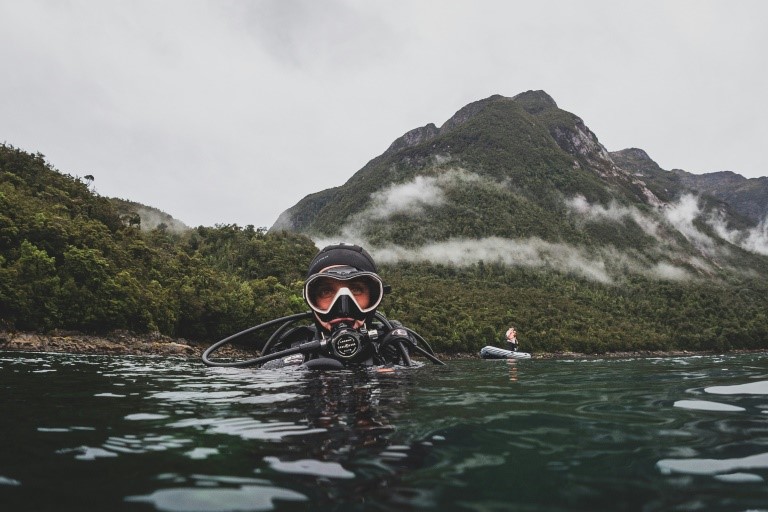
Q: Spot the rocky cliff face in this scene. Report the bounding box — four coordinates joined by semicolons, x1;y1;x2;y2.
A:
673;170;768;224
383;123;440;156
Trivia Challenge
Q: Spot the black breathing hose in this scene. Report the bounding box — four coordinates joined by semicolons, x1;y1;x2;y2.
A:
201;310;445;368
201;312;313;367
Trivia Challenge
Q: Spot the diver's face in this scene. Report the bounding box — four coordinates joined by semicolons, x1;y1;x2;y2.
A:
311;277;372;312
304;265;385;332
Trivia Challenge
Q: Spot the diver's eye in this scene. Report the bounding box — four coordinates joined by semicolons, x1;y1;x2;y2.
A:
347;280;369;296
314;285;336;299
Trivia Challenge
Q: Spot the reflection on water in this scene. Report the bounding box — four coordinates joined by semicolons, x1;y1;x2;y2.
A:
506;359;518;382
658;450;768;477
706;380;768;394
126;477;308;512
673;399;745;412
2;351;768;511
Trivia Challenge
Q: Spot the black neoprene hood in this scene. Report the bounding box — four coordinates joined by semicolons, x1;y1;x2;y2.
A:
306;243;377;277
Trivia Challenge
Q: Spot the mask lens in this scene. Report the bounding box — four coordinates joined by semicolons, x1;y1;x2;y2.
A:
304;272;383;315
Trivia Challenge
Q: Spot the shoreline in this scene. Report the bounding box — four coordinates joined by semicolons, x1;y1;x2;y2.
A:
0;329;761;361
0;330;230;358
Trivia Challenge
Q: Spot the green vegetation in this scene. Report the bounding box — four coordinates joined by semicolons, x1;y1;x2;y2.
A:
0;144;316;342
4;85;768;356
382;263;768;354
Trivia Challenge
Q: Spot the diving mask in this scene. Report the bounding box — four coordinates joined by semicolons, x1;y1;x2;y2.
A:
303;266;384;321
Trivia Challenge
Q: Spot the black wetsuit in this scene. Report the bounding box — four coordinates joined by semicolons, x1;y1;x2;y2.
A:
260;321;413;370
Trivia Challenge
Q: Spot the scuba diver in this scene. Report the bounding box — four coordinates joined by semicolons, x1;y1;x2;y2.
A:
202;243;445;369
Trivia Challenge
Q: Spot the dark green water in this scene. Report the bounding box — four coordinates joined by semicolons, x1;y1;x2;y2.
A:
2;351;768;511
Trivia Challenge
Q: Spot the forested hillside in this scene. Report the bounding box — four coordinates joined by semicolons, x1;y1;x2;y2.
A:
3;89;768;355
0;144;316;342
273;91;768;353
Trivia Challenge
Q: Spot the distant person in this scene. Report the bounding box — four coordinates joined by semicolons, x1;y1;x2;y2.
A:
505;326;519;352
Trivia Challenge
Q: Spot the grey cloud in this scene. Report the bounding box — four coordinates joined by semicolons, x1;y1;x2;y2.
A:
1;0;766;229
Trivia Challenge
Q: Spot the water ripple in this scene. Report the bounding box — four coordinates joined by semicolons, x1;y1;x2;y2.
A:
657;450;768;476
705;380;768;395
169;417;327;440
673;400;746;412
125;485;307;512
263;456;355;479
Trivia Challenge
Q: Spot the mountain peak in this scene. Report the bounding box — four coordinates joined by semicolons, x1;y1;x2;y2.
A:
615;148;652;161
385;91;561;154
512;90;558;114
438;95;508;133
439;91;558;132
609;148;663;175
383;123;440;156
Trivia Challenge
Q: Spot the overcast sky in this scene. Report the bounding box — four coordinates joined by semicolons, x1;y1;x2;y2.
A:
1;0;766;229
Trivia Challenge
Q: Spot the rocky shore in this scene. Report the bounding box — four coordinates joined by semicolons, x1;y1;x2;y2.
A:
0;330;251;359
0;329;749;361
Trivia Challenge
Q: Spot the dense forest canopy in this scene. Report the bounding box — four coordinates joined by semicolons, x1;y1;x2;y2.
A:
0;144;317;342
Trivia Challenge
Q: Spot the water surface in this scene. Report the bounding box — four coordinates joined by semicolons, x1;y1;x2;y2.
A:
2;351;768;511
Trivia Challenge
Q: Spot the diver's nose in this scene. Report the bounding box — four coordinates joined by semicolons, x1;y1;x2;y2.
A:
338;294;351;316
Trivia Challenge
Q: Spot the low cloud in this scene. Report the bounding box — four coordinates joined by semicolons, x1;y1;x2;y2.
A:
315;232;696;284
364;168;485;220
646;261;692;281
365;175;446;219
566;192;768;260
661;194;718;252
565;195;661;238
658;193;768;257
315;182;768;283
373;237;614;283
707;210;768;257
314;175;697;283
134;206;188;233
